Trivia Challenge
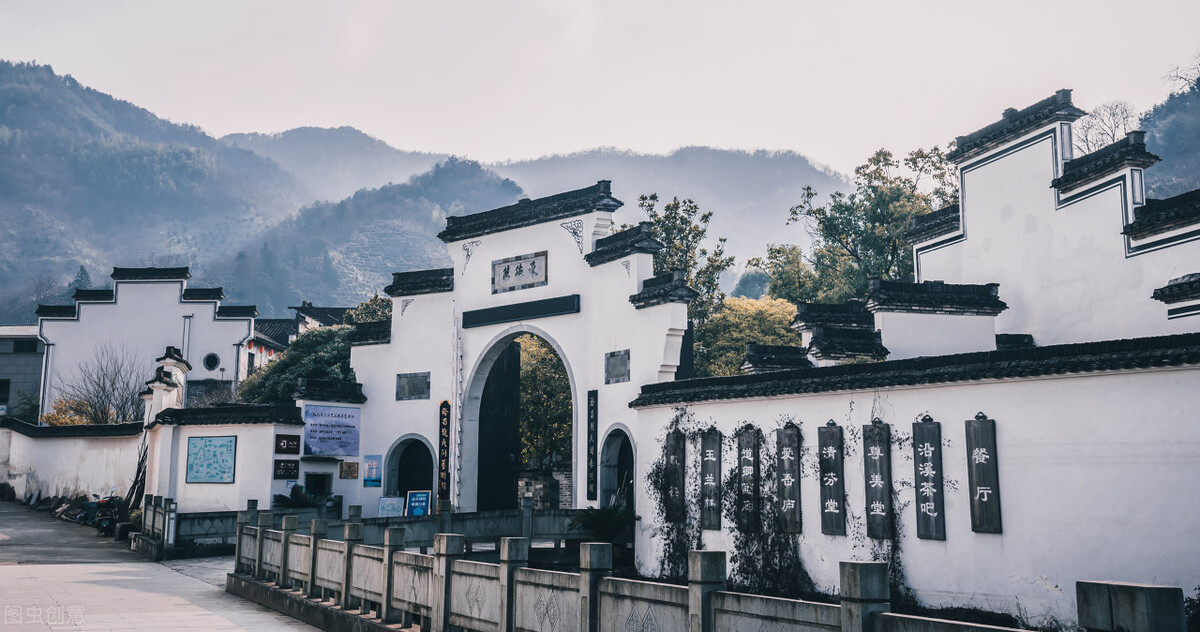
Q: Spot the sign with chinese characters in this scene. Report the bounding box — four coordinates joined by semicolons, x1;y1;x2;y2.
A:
303;405;360;457
186;436;237;484
912;416;946;540
275;433;300;455
273;459;299;480
663;430;686;522
965;413;1002;533
362;454;382;488
736;427;761;532
818;422;846;535
776;422;802;533
700;428;722;530
406;490;432;517
491;251;548;294
863;419;892;539
437;401;451;502
586;390;598;500
339;461;359;479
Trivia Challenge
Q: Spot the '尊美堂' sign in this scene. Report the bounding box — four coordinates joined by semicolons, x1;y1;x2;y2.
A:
303;405;360;457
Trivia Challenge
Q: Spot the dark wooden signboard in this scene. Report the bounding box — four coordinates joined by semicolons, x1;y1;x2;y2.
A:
700;428;722;530
776;422;802;533
818;422;846;536
735;427;761;532
275;434;300;455
586;390;598;501
912;416;946;540
863;419;892;539
965;413;1003;533
437;400;451;502
663;429;686;522
273;459;299;480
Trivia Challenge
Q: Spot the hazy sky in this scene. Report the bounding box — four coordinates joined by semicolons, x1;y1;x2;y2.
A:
2;0;1197;174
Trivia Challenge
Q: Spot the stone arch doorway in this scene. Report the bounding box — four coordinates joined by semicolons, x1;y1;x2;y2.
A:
600;427;635;510
460;325;577;513
385;436;435;501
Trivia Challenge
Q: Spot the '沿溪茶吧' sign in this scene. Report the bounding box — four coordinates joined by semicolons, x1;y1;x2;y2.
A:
303;405;360;457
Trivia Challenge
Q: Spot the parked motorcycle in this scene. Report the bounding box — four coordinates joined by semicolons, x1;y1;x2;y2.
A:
92;493;122;536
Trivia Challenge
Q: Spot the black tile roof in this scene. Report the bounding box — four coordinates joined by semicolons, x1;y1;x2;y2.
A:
216;305;258;318
289;301;352;326
438;180;623;243
792;300;874;330
807;326;888;361
111;266;191;281
183;287;225;301
155;346;193;371
741;343;814;373
629;271;698;309
145;366;179;388
630;331;1200;407
947;89;1085;163
585;222;664;267
349;320;391;346
1122;187;1200;240
995;333;1037;351
149;403;303;429
293;378;367;404
1152;273;1200;304
1;417;143;437
35;304;76;318
867;279;1007;315
255;318;297;348
383;268;455;297
1052;131;1160;192
905;204;961;244
72;288;114;301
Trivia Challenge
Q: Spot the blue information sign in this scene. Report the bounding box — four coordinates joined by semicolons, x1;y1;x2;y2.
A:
406;490;432;517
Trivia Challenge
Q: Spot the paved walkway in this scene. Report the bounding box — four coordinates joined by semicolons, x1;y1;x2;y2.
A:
0;502;316;631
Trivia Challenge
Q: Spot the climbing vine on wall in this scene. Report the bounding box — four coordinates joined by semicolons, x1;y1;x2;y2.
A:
645;407;705;581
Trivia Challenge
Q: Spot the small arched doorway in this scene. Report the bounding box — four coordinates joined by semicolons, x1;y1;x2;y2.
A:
600;428;635;510
386;438;434;502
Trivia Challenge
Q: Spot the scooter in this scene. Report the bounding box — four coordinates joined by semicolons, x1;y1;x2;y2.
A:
93;494;122;537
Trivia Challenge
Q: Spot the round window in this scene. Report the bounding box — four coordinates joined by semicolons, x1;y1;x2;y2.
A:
203;353;221;371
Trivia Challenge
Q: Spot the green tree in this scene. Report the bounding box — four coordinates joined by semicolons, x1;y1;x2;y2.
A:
238;326;355;405
69;265;93;291
767;147;957;303
516;335;571;472
694;297;802;376
636;194;735;325
344;294;392;324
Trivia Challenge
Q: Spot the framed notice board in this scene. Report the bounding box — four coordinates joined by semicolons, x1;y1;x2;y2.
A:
186;436;237;484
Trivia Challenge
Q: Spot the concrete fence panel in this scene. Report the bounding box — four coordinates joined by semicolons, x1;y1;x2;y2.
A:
314;539;346;592
514;567;581;632
712;591;841;632
348;545;388;604
286;534;312;586
237;526;258;570
597;577;688;632
449;559;503;631
261;530;284;575
390;551;434;620
873;613;1026;632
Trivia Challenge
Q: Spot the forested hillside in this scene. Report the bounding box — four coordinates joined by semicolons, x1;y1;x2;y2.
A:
1141;81;1200;198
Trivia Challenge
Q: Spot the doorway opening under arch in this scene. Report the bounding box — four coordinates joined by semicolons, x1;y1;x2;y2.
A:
466;331;574;512
386;437;434;502
600;428;635;511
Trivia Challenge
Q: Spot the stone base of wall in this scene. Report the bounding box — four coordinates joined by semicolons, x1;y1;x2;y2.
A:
225;573;392;632
131;533;163;562
131;532;234;562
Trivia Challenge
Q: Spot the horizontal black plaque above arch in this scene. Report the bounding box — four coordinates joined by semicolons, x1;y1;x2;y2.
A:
461;294;581;329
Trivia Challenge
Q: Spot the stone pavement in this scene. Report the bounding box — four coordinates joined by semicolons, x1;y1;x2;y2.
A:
0;502;317;631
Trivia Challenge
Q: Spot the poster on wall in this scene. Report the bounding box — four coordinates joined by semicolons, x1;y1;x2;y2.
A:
186;436;237;484
406;490;432;516
303;405;360;456
273;459;299;480
378;497;405;517
339;461;359;479
362;454;382;488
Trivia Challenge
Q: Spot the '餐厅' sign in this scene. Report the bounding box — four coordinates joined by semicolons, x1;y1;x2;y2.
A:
303;405;360;457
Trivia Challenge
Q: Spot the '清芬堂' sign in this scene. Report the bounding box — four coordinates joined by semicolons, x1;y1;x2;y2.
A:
818;421;846;536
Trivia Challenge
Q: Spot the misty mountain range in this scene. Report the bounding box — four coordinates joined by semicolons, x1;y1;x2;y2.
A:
1;60;1196;322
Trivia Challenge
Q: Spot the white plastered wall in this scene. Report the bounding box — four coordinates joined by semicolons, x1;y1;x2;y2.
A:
0;429;141;499
915;126;1200;345
631;365;1200;625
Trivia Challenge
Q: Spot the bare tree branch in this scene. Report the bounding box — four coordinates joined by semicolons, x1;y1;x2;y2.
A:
51;341;149;425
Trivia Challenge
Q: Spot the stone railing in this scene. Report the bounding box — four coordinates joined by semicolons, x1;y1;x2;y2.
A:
228;517;1187;632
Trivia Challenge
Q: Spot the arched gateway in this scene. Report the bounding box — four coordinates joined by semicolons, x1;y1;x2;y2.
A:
349;181;694;514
